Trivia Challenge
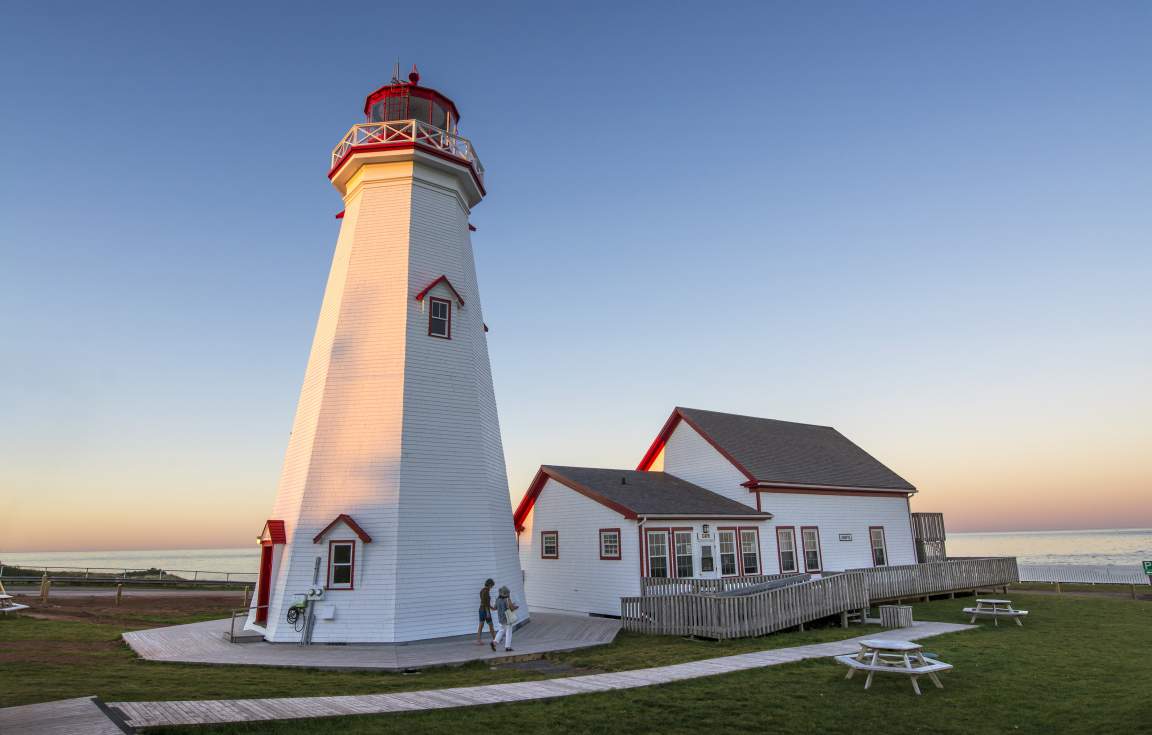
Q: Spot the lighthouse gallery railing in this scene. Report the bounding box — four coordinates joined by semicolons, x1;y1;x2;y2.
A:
331;120;484;179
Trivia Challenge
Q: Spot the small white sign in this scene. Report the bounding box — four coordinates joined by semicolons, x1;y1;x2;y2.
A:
838;533;853;542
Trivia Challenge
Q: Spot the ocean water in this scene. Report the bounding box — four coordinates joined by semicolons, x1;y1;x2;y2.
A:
2;528;1149;575
948;528;1151;566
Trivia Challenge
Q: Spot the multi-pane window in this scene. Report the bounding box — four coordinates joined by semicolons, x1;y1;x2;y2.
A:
870;527;888;567
700;543;715;573
541;531;559;559
718;530;738;576
646;531;669;578
599;529;621;560
777;528;798;574
327;541;354;589
674;531;694;578
740;529;760;575
801;527;823;572
428;297;451;338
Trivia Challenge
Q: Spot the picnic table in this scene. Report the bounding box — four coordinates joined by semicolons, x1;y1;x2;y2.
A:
963;598;1028;627
834;639;952;695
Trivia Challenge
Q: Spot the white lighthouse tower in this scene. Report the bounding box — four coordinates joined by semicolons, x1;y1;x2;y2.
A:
250;67;526;643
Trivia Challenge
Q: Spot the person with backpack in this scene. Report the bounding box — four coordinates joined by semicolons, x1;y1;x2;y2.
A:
491;585;519;652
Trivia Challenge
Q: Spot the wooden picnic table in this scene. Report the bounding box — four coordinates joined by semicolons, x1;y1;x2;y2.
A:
834;639;952;695
964;598;1028;627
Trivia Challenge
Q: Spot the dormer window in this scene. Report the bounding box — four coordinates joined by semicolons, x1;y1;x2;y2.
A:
429;297;451;339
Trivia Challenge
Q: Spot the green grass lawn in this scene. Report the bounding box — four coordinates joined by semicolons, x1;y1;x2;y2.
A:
0;606;862;708
142;593;1151;735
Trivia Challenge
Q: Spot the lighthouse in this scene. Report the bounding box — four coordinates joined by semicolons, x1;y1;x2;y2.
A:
250;68;526;643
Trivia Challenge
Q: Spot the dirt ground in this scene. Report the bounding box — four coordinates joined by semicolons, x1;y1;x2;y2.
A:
10;593;240;627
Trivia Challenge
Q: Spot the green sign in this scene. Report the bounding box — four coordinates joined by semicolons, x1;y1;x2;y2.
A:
1144;560;1152;576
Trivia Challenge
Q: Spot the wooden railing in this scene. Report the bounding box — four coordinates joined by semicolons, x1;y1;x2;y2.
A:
623;557;1019;640
330;120;484;179
839;556;1019;602
622;572;869;640
640;573;799;597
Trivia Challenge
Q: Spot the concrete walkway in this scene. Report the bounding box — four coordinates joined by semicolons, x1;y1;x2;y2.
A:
123;613;622;670
109;621;972;729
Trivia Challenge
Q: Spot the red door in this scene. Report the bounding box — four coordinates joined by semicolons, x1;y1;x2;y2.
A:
256;544;273;624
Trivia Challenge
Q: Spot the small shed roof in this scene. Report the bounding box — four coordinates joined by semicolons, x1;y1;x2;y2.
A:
513;466;770;531
638;407;916;493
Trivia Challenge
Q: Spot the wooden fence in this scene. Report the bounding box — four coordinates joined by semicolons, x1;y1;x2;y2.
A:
1018;564;1150;586
622;572;869;639
639;573;798;597
622;556;1019;639
839;556;1019;602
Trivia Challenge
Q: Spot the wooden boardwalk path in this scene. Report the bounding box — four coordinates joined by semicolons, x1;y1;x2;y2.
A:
123;612;621;670
0;696;131;734
110;621;971;728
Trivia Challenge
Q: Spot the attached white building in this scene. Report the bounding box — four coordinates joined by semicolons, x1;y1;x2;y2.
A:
515;407;918;617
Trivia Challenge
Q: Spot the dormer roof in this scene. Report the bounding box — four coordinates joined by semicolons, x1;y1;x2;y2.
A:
415;275;465;306
312;514;373;544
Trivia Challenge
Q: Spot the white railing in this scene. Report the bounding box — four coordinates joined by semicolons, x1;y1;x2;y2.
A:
330;120;484;180
1018;564;1150;586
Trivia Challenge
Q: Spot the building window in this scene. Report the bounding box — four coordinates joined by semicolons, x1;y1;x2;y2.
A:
646;530;669;578
674;530;694;578
740;529;761;575
541;531;559;559
599;528;621;560
428;297;451;339
718;529;738;576
776;527;798;574
327;541;355;590
700;543;715;573
870;526;888;567
801;526;823;572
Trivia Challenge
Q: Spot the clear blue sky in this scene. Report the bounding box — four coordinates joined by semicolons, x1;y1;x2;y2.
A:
2;1;1150;550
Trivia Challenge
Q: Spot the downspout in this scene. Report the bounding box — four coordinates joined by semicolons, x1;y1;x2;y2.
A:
637;516;647;593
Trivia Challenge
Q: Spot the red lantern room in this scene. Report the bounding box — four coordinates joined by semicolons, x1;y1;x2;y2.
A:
363;65;460;133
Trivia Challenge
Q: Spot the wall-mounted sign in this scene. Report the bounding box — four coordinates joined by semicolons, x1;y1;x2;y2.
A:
838;533;853;542
1144;560;1152;575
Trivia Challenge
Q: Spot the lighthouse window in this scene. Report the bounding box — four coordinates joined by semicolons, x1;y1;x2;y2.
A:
431;103;448;130
327;541;355;590
409;96;431;124
428;297;451;339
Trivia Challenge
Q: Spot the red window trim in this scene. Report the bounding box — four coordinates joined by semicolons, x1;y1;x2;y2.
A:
641;527;693;578
869;525;888;567
738;526;762;575
717;527;740;578
775;526;799;574
325;539;356;590
540;530;559;559
599;528;622;560
428;296;452;339
800;526;823;573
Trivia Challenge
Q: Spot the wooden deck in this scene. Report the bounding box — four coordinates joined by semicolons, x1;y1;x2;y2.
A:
122;612;620;670
0;696;131;734
107;621;972;728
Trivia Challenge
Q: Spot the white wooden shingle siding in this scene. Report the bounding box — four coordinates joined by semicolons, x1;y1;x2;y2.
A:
518;479;639;616
660;421;757;509
258;156;524;643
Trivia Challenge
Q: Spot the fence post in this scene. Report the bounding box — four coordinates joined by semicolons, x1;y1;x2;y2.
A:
40;577;51;603
115;584;124;606
243;586;251;607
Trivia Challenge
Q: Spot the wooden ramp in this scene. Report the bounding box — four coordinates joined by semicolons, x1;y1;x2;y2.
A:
0;696;132;734
112;621;972;728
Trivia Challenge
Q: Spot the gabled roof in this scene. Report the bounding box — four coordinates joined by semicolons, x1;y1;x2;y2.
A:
637;407;916;493
414;275;465;306
313;514;373;544
259;519;286;545
513;465;770;531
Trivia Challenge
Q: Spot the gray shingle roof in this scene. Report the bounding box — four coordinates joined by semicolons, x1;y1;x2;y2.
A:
542;466;769;518
677;407;916;492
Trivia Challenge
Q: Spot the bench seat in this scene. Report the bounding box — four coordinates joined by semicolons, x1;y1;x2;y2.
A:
834;654;952;695
0;603;29;613
963;607;1028;626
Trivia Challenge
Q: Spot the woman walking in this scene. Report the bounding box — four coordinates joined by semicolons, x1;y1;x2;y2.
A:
491;585;519;652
